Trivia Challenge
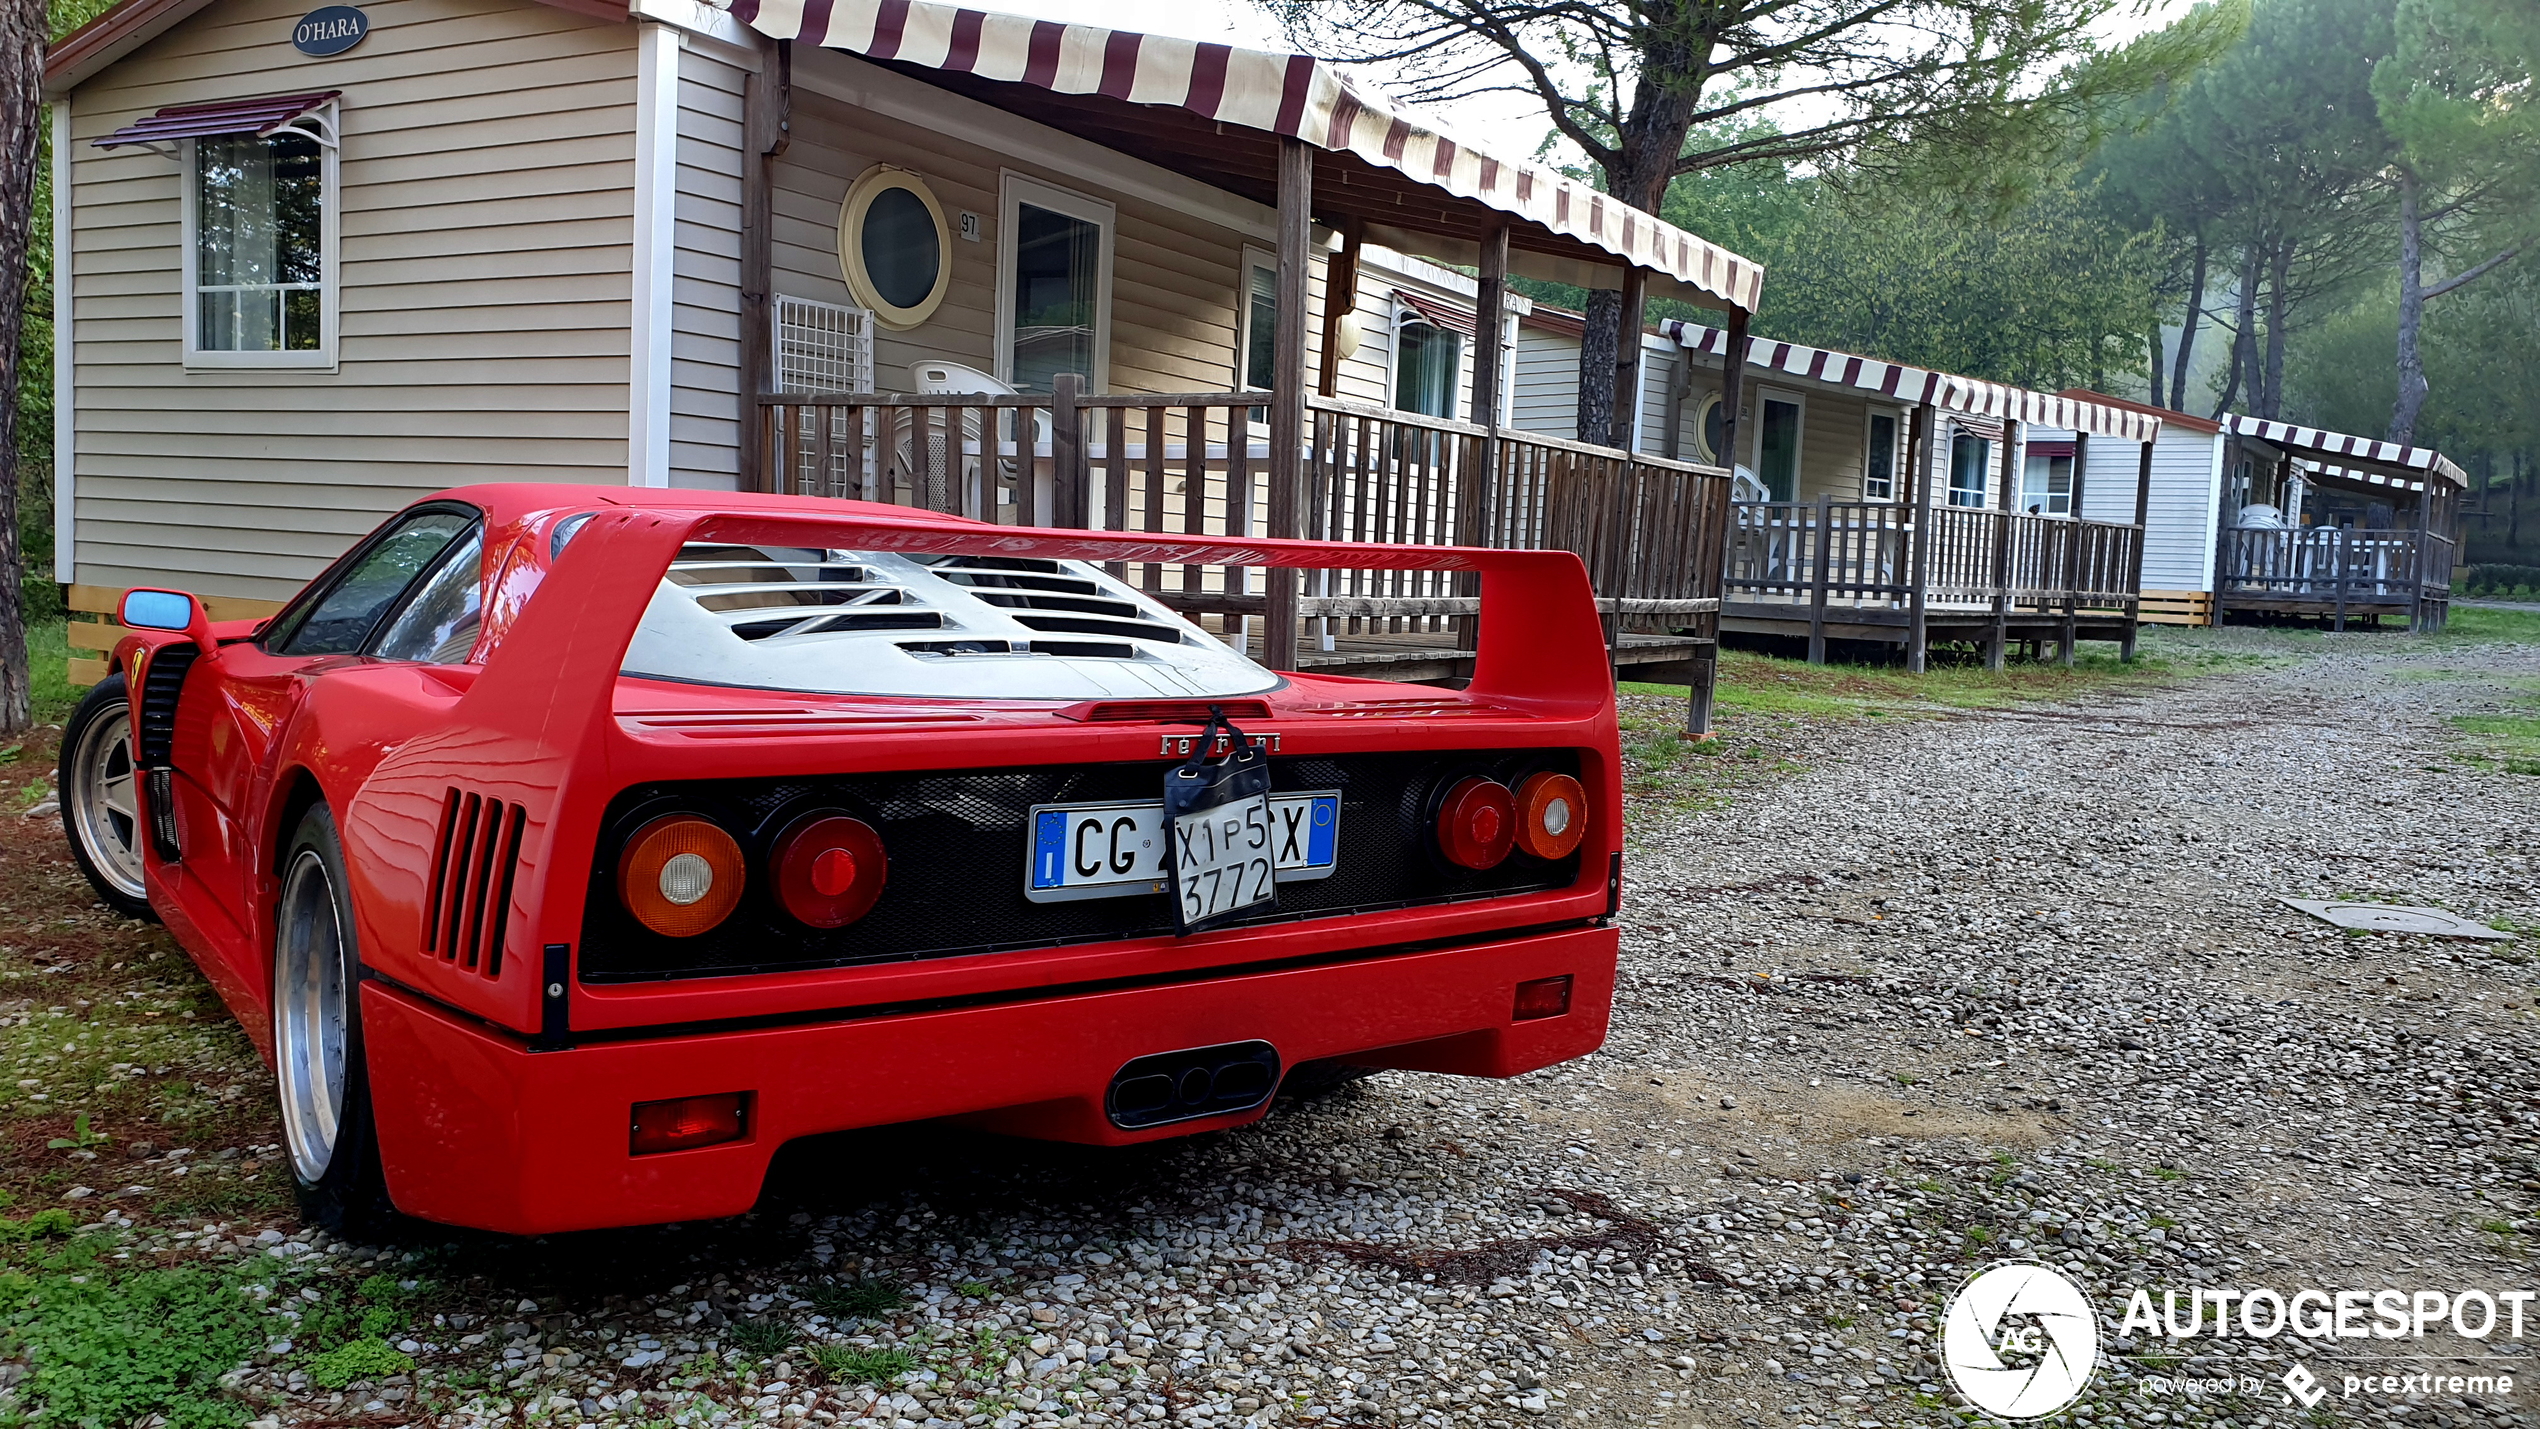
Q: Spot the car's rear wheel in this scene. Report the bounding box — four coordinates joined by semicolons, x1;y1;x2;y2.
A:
58;674;154;920
274;805;399;1239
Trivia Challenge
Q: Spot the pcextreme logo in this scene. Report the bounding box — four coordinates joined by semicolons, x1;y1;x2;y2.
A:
1942;1261;2102;1419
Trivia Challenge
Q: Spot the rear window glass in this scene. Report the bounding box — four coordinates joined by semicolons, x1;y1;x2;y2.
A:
620;545;1280;701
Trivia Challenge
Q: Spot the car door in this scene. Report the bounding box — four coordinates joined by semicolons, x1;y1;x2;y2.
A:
168;507;485;945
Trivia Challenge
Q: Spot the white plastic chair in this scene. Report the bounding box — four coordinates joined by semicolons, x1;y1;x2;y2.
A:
896;360;1053;517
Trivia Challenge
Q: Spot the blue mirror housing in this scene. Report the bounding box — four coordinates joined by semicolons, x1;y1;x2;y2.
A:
120;589;201;633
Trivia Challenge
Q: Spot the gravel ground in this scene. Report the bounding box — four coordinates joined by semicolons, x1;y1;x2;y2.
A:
10;629;2540;1429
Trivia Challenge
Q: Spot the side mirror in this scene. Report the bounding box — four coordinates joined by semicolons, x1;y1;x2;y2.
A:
120;588;217;654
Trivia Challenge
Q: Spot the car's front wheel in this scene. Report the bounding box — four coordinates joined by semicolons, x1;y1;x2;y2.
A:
273;805;399;1238
58;673;154;920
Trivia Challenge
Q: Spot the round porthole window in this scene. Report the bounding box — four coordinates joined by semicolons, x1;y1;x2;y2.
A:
1694;390;1727;464
839;166;951;330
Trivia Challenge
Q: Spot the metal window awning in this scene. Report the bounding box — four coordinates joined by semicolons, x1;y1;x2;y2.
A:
94;90;340;151
2224;415;2465;490
1661;320;2163;443
731;0;1764;314
1393;289;1476;339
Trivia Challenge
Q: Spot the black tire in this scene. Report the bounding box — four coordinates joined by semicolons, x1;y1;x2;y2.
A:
1278;1059;1377;1102
273;805;401;1240
57;674;156;922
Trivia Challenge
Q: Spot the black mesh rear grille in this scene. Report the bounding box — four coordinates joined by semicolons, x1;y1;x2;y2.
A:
137;644;198;766
578;748;1584;983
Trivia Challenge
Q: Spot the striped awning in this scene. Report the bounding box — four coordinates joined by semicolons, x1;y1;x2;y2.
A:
94;90;339;149
732;0;1764;313
1661;321;2162;443
1394;289;1477;338
2224;415;2465;488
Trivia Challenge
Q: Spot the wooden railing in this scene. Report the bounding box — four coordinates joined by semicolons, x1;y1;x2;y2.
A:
2217;526;2453;630
757;386;1733;669
1727;500;2142;613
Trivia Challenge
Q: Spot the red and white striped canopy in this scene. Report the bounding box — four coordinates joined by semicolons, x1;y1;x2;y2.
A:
2224;416;2465;488
732;0;1764;313
1661;321;2163;443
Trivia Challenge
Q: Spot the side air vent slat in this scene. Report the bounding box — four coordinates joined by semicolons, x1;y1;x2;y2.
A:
422;786;523;979
136;644;199;767
1011;615;1187;644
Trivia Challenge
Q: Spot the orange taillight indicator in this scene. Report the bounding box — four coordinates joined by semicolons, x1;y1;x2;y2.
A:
1513;771;1588;860
630;1092;749;1155
616;814;746;938
772;813;888;929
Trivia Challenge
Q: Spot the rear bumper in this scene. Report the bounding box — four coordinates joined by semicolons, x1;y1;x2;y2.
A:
360;924;1616;1235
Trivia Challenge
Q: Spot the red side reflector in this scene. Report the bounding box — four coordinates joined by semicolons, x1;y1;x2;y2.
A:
630;1092;749;1155
1513;975;1574;1021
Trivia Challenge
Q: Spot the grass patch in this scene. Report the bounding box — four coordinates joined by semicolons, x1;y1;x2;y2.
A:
2437;605;2540;644
808;1277;906;1321
2451;712;2540;776
0;1242;270;1429
811;1343;915;1386
731;1316;797;1354
305;1336;416;1389
30;618;81;728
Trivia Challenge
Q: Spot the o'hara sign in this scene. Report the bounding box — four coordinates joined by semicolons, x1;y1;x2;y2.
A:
292;5;368;56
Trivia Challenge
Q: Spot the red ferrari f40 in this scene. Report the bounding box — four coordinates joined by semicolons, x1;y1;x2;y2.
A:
59;489;1622;1235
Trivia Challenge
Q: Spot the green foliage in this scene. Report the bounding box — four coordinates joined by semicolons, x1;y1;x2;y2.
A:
810;1343;915;1386
808;1278;906;1321
2462;565;2540;599
730;1317;796;1355
0;1208;77;1241
45;1111;109;1149
1;1260;267;1429
305;1336;415;1390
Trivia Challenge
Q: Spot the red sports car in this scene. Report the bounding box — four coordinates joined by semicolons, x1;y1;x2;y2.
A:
59;488;1621;1236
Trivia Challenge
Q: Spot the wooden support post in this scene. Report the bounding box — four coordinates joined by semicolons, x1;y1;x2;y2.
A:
2123;438;2153;657
2411;477;2435;631
1610;266;1647;451
1051;375;1086;528
735;40;792;494
1906;404;1934;673
1264;137;1312;673
1456;220;1509;659
2062;430;2087;664
1986;419;2019;670
1807;492;1832;664
1691;306;1749;733
1316;217;1362;399
2332;527;2349;632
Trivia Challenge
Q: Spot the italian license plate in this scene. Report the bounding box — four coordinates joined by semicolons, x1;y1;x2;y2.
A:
1024;791;1340;904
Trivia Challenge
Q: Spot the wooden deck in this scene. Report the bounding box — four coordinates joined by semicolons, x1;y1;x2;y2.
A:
2214;527;2454;631
1289;629;1712;685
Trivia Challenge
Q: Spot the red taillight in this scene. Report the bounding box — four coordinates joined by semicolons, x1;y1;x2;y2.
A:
630;1092;749;1154
1436;776;1516;869
1513;975;1573;1021
773;813;888;928
617;814;746;938
1513;771;1588;860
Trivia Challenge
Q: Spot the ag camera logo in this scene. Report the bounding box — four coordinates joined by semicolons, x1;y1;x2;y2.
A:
1943;1260;2101;1419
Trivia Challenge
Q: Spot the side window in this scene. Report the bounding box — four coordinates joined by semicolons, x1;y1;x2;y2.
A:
372;527;486;663
269;512;476;656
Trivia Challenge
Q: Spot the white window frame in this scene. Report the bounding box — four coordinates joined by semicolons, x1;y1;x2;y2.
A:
1862;406;1902;502
180;104;340;371
1388;301;1465;423
1235;244;1276;397
2022;447;2076;517
994;171;1114;393
1754;386;1805;501
1948;426;1993;508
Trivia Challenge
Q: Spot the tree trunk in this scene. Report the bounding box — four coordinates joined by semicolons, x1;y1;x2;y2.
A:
2211;244;2258;419
2258;240;2291;419
2389;166;2430;445
1574;288;1624;446
2169;234;2207;411
0;0;47;735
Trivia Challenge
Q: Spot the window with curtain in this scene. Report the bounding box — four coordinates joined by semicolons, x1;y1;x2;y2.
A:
1007;202;1102;393
1949;432;1992;507
1864;412;1898;500
2021;452;2075;514
193;131;326;355
1394;320;1460;420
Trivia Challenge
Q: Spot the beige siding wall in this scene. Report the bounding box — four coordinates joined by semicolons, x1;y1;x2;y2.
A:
67;0;639;601
1510;327;1578;440
771;49;1265;402
670;45;745;489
